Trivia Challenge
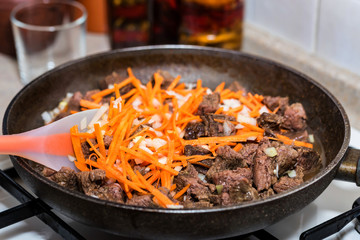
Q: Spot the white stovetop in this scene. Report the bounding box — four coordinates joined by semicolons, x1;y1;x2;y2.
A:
1;128;360;240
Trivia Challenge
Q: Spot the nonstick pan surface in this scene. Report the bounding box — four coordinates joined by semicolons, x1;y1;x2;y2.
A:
3;45;350;239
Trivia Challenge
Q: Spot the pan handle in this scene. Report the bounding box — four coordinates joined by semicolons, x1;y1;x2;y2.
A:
335;147;360;186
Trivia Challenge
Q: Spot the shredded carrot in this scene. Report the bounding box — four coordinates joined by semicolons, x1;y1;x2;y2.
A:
271;134;313;149
173;184;190;200
136;170;175;207
79;99;102;109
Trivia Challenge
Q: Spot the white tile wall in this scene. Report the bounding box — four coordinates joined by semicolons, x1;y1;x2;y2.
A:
316;0;360;76
245;0;319;52
245;0;360;76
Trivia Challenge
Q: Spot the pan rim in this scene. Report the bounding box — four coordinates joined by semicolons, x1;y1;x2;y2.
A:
3;44;351;214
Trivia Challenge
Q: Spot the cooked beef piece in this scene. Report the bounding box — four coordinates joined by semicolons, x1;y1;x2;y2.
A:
200;114;224;137
76;169;106;193
216;145;247;167
273;177;302;193
84;89;100;101
206;147;247;180
99;72;125;90
212;114;236;122
127;194;156;207
103;135;113;148
184;145;212;156
228;81;245;92
259;188;275;199
222;120;236;136
41;166;57;177
47;167;78;191
262;96;289;115
237;143;259;167
228;178;259;202
76;169;125;203
273;167;304;193
253;138;275;191
273;143;299;176
257;112;283;132
182;200;213;208
183;122;206;140
296;147;321;171
96;183;125;203
180;162;199;178
281;103;307;131
156;70;175;90
99;72;134;96
197;92;220;114
67;91;83;112
81;138;97;159
200;114;237;137
219;178;259;205
212;167;253;187
174;164;215;203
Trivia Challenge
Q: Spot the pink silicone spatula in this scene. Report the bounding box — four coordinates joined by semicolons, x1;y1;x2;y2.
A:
0;109;98;171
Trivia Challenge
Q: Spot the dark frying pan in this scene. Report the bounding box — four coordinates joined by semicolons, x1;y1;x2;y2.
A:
3;45;358;239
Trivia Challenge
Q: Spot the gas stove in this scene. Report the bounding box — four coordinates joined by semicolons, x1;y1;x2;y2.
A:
1;128;360;240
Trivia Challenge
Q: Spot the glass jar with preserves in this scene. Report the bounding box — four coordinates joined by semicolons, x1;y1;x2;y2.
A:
179;0;244;50
107;0;150;49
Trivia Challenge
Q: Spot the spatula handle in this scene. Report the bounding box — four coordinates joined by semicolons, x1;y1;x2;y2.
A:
0;133;73;157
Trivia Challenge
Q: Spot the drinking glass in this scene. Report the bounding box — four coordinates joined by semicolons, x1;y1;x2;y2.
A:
11;0;87;85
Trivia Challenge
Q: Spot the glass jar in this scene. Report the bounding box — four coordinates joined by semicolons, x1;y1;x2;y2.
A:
152;0;181;44
179;0;244;50
107;0;150;48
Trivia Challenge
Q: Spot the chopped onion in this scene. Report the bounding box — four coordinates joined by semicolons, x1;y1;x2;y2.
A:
200;145;210;150
287;170;297;178
273;164;279;178
158;156;168;165
166;204;184;209
223;120;233;136
223;98;241;108
174;166;183;172
264;147;277;157
67;155;76;162
198;173;206;182
237;114;257;126
216;185;224;194
132;97;143;111
308;134;315;143
238;106;251;116
41;111;52;124
185;82;197;89
88;105;109;128
259;105;270;114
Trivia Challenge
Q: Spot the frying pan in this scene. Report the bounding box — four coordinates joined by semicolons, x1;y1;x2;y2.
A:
3;45;358;239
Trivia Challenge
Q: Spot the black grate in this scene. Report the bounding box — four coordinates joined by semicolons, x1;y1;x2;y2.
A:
0;168;86;240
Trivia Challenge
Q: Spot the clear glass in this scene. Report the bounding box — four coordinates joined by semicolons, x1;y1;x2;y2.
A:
11;0;87;85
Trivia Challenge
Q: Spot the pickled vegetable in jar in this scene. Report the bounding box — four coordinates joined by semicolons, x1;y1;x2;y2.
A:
179;0;244;50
